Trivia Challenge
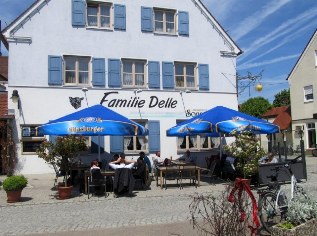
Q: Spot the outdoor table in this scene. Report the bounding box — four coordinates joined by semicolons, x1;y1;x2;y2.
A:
156;165;200;189
84;170;115;194
69;164;90;185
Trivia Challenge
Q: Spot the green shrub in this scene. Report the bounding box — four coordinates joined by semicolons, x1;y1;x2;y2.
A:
3;175;28;191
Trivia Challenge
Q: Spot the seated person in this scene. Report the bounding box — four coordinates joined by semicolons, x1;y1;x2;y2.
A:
139;151;152;173
108;153;120;171
152;151;164;166
108;153;136;170
178;149;195;163
90;160;100;173
259;152;278;164
89;160;104;194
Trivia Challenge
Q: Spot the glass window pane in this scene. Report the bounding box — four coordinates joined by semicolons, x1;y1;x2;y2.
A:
166;23;174;33
65;71;76;83
186;65;195;76
155;22;163;32
135;62;144;73
154;11;163;21
100;5;110;16
135;74;144;86
78;58;89;71
65;57;76;70
23;141;43;153
186;76;195;87
87;6;98;16
175;64;183;75
79;72;89;84
176;76;184;87
123;62;132;73
101;17;110;27
88;16;98;26
123;74;133;85
166;12;174;22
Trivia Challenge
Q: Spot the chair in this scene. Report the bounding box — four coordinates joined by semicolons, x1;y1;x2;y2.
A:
87;169;107;199
200;156;217;183
179;165;197;189
163;166;181;190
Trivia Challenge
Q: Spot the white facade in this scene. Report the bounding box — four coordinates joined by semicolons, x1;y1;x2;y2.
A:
3;0;241;174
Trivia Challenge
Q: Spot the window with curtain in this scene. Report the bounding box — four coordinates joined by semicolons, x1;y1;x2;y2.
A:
304;85;314;102
175;62;197;89
124;120;148;153
64;56;90;86
122;59;146;87
154;8;176;34
21;125;45;154
87;3;111;28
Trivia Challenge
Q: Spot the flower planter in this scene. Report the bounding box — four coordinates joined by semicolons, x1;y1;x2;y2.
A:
57;185;73;200
271;219;317;236
6;190;22;203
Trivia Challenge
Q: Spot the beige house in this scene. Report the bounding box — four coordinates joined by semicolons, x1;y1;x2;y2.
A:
288;29;317;153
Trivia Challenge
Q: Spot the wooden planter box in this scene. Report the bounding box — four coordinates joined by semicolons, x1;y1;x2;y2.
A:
271;219;317;236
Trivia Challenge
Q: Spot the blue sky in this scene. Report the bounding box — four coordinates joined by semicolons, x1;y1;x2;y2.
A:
1;0;317;104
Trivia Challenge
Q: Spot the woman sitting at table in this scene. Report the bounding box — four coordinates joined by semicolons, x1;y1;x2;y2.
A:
90;160;105;195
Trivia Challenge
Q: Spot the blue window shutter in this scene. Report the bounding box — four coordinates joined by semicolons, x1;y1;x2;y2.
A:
72;0;86;27
162;62;174;89
48;56;62;85
199;64;209;91
149;121;160;153
141;7;153;32
91;136;105;153
92;58;105;87
108;59;121;88
114;4;126;30
148;61;160;89
110;136;124;153
178;11;189;36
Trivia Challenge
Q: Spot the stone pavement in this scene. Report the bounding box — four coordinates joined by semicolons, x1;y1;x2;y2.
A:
0;156;317;236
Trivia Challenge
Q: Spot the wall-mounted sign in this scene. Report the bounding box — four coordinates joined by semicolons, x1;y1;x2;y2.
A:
100;92;178;109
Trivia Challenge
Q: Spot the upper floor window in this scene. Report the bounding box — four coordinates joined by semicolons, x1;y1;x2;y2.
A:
304;85;314;102
87;3;112;29
122;59;146;87
154;8;176;34
64;56;90;86
124;120;148;153
175;62;197;89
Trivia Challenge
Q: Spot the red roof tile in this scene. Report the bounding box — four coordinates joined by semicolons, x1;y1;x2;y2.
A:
262;106;291;130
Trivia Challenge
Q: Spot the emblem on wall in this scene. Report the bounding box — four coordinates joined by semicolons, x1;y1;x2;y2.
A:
69;97;84;109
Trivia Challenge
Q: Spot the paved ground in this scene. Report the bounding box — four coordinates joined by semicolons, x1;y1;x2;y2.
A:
0;155;317;236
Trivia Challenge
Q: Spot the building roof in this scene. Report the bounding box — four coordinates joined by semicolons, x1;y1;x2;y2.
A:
0;56;8;81
262;106;291;131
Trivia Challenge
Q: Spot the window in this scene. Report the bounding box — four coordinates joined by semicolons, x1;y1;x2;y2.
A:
176;120;213;151
304;85;314;102
64;56;90;86
87;2;111;28
124;120;148;153
175;62;197;89
307;123;316;148
122;59;146;87
154;8;176;34
21;125;45;154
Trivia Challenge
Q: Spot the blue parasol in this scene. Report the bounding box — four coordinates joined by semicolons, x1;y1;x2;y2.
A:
37;104;148;136
166;106;279;136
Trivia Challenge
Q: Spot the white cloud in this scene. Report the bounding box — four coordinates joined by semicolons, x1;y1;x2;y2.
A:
231;0;291;40
239;54;299;70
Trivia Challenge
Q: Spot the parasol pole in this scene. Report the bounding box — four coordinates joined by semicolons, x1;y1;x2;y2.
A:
98;135;101;161
219;132;223;159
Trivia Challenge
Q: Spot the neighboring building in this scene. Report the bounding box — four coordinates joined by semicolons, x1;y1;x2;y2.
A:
1;0;241;174
287;29;317;153
261;106;292;153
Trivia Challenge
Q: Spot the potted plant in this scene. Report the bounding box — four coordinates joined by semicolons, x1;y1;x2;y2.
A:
272;196;317;235
36;135;88;199
224;131;265;180
2;175;28;203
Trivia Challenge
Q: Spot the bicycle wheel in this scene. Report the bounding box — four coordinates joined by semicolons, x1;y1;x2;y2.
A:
258;192;285;233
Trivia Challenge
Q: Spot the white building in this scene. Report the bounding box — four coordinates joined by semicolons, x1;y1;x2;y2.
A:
1;0;241;174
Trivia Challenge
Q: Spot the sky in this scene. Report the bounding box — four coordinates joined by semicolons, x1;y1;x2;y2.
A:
1;0;317;103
